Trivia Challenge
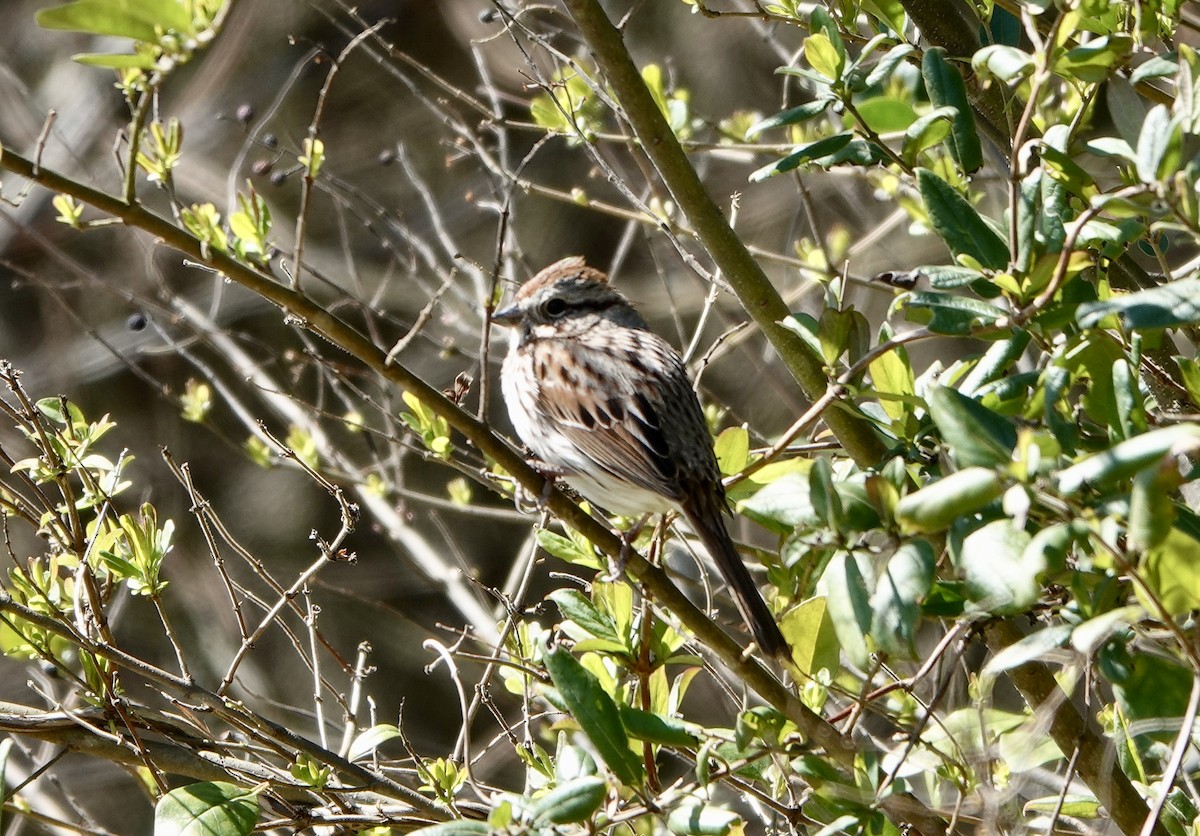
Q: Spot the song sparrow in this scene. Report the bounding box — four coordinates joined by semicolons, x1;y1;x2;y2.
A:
493;256;789;659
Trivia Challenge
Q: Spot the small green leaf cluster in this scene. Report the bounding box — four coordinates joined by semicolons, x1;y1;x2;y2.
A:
36;0;227;80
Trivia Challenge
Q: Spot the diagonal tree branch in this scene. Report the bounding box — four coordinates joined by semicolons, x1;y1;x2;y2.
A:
0;146;946;833
559;0;889;470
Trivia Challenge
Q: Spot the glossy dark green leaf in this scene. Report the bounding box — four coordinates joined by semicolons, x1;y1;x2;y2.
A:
1113;653;1193;734
919;264;986;288
1054;425;1200;496
748;133;853;181
928;385;1018;467
528;776;607;825
1077;278;1200;330
901;106;955;164
746;100;832;137
1040;364;1077;452
863;43;915;87
548;590;624;645
154;781;259;836
617;705;698;747
916;169;1009;270
903;290;1008;335
960;331;1030;394
921;48;983;173
1128;457;1184;553
543;646;642;786
1039;167;1068;253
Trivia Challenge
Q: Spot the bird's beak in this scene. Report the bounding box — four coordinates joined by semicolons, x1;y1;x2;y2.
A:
491;304;521;326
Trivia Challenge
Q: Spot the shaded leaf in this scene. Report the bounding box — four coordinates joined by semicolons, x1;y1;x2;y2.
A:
154;781;258;836
916;169;1008;269
543;647;642;786
921;48;983;172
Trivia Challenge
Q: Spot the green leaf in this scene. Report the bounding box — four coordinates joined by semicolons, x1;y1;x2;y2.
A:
746;100;831;137
852;97;917;133
713;426;749;476
1076;277;1200;331
960;331;1031;394
921;48;983;172
1057;34;1132;83
1140;528;1200;616
549;589;624;645
38;0;193;41
617;705;698;747
527;776;607;825
75;52;158;68
860;0;906;36
868;340;914;422
957;520;1037;615
870;540;935;657
973;45;1035;82
894;467;1005;533
1024;796;1102;819
863;43;915;87
901;106;955;164
902;290;1008;335
739;473;815;530
817;551;872;669
1136;104;1183;183
1113;653;1193;734
1054;424;1200;496
808;457;843;529
537;530;601;570
154;781;259;836
804;32;844;81
919;264;985;288
1130;53;1178;84
666;801;741;835
780;596;840;676
543;647;642;786
347;724;402;761
928;385;1017;468
916;169;1008;270
748;132;853;180
979;625;1072;693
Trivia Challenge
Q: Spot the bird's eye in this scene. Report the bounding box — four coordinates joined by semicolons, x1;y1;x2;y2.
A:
543;297;568;318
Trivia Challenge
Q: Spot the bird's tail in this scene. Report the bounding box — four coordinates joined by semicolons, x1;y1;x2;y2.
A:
684;507;790;662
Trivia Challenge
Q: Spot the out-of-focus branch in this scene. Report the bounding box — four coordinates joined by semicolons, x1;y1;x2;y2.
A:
559;0;889;470
985;621;1165;836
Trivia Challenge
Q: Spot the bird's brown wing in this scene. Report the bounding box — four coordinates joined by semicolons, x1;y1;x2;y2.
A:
530;327;699;504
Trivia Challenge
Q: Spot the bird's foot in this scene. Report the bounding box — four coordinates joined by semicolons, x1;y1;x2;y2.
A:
602;532;634;582
513;459;569;512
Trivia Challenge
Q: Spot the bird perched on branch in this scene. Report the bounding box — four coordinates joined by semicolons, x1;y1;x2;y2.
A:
493;256;789;660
